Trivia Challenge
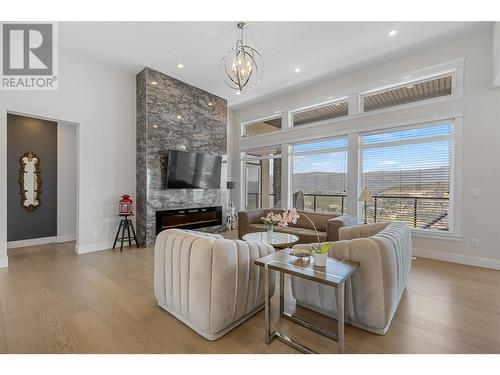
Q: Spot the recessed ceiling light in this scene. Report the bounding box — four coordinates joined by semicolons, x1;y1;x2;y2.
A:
151;81;158;86
294;68;301;73
153;124;158;128
236;91;241;95
176;115;182;120
388;30;398;37
177;63;184;69
208;102;213;106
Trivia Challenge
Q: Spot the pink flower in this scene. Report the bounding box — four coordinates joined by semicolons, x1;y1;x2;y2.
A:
277;218;289;228
287;208;300;224
276;208;300;228
261;209;301;227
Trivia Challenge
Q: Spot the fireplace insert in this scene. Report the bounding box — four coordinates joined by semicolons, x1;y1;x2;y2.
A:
155;206;223;234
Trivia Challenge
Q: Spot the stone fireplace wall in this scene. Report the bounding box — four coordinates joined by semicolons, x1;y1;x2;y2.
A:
136;67;227;246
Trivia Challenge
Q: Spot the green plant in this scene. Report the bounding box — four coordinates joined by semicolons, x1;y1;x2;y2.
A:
314;242;332;254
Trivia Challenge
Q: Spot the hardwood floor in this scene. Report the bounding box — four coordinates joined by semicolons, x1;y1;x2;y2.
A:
1;238;500;354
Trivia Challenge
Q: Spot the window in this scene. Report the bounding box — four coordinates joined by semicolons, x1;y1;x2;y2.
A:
292;100;348;126
239;62;463;236
291;138;347;214
243;117;281;137
242;146;281;210
360;122;453;231
362;75;452;112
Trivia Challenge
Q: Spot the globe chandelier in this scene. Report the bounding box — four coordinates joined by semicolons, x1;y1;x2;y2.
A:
222;22;263;94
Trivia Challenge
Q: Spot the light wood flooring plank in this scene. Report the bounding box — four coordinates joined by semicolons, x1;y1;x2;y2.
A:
1;235;499;354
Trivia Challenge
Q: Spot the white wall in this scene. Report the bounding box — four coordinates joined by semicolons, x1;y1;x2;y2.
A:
0;47;136;268
57;122;77;241
227;109;237;182
492;22;500;86
231;28;500;269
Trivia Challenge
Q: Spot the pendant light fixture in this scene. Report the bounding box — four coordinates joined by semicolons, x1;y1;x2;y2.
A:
222;22;263;94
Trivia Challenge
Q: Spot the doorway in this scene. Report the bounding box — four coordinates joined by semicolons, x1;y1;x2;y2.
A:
6;113;78;249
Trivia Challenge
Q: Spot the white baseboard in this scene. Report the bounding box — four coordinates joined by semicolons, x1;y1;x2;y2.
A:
7;234;76;249
414;248;500;270
8;236;57;248
56;234;76;243
76;241;132;255
0;255;8;268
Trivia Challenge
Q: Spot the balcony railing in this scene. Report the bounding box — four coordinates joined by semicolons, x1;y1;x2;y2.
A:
247;192;449;230
302;193;346;215
369;195;449;230
248;192;347;214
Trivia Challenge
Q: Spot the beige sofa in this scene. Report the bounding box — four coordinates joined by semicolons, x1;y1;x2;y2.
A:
154;229;275;340
291;222;412;334
238;209;356;244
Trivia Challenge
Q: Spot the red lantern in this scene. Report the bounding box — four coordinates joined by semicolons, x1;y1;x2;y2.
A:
119;194;133;216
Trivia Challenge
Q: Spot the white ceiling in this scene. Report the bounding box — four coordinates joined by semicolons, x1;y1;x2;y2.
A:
59;21;489;109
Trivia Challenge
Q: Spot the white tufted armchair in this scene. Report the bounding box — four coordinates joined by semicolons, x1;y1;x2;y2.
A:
154;229;275;340
291;222;412;334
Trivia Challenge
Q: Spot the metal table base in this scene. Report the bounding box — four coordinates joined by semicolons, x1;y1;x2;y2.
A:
265;268;346;354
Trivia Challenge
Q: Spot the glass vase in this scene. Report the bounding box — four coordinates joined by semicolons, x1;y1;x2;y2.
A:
266;223;274;235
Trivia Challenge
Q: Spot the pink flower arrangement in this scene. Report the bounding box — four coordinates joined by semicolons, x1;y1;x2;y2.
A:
261;208;300;228
281;208;300;226
262;209;330;254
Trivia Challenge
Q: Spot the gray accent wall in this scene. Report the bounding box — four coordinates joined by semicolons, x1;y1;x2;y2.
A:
136;67;228;246
7;114;58;241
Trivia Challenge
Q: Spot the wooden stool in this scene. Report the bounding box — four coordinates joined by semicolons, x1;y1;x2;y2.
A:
113;215;139;252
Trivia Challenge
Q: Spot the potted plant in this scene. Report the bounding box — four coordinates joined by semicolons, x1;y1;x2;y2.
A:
311;242;331;267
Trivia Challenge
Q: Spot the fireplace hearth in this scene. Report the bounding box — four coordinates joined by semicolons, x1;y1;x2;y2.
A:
155;206;223;234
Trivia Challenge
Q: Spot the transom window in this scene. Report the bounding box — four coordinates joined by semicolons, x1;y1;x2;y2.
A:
362;75;452;112
292;100;348;127
243;117;281;137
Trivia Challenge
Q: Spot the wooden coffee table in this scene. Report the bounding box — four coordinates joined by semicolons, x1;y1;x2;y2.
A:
242;232;299;248
255;249;359;354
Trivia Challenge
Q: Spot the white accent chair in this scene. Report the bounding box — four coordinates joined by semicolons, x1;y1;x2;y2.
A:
291;222;412;334
154;229;275;340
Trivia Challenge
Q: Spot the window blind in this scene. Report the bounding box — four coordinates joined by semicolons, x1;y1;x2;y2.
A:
360;123;452;231
291;138;348;214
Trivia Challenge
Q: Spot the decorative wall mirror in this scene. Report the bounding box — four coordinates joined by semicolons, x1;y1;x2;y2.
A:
19;152;41;211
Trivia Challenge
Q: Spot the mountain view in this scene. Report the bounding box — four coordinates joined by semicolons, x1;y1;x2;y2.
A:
291;166;450;230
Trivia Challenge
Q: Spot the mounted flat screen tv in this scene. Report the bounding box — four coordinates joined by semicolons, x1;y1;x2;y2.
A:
166;150;222;189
